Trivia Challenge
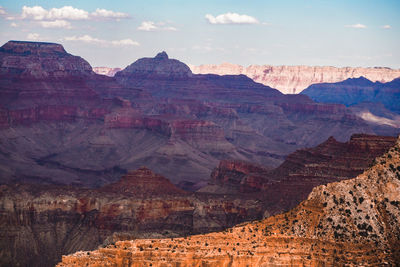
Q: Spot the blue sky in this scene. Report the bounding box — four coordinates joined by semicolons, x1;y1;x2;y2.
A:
0;0;399;68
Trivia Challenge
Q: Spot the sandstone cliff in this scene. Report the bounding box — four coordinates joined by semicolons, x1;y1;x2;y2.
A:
190;62;400;94
58;135;400;266
93;67;122;77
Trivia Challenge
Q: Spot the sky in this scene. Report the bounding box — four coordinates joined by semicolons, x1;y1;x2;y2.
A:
0;0;399;69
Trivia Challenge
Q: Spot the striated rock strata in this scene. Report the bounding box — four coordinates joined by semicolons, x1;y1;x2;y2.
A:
58;135;400;266
190;62;400;94
1;41;398;189
0;167;264;267
207;134;397;214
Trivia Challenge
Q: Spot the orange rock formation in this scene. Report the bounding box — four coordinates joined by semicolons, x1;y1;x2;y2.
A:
58;136;400;266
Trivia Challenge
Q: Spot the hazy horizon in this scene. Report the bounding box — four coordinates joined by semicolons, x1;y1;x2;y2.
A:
0;0;399;69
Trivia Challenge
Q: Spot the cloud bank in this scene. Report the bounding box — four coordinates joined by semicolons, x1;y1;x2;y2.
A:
21;6;129;21
205;12;259;24
137;21;177;31
64;35;139;47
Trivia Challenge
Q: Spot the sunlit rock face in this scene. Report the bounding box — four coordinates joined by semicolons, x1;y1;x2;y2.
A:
190;62;400;94
58;136;400;266
93;67;122;77
205;134;397;214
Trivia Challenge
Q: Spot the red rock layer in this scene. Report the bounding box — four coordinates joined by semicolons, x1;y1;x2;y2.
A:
0;168;265;267
100;167;186;196
58;136;400;266
209;134;397;213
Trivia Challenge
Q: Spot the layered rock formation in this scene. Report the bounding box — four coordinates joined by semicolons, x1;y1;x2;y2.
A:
93;67;122;77
190;63;400;94
207;134;397;213
0;167;265;267
115;51;192;81
1;40;398;189
58;136;400;266
301;77;400;114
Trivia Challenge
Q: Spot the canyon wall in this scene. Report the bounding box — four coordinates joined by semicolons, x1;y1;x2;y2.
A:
190;63;400;94
0;167;264;267
58;135;400;266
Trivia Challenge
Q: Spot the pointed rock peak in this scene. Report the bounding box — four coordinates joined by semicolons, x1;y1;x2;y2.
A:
342;76;374;85
326;136;337;142
1;40;66;55
117;51;193;78
155;51;168;60
136;166;154;174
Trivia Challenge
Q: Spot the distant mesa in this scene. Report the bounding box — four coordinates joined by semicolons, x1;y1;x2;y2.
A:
0;40;67;55
0;40;93;77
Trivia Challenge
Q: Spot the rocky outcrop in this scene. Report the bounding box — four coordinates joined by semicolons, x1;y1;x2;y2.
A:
0;41;93;78
0;167;265;267
115;51;192;81
209;160;270;193
58;136;400;266
190;63;400;94
301;77;400;114
100;167;186;196
93;67;122;77
207;134;397;214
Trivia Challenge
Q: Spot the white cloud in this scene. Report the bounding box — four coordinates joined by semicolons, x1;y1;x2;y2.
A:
64;35;139;47
137;21;178;31
20;6;129;21
22;5;89;20
138;21;157;31
382;25;391;29
40;20;72;29
345;23;367;29
111;39;139;46
65;35;104;45
0;6;6;15
10;22;17;27
205;12;259;24
91;8;129;19
27;33;41;41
